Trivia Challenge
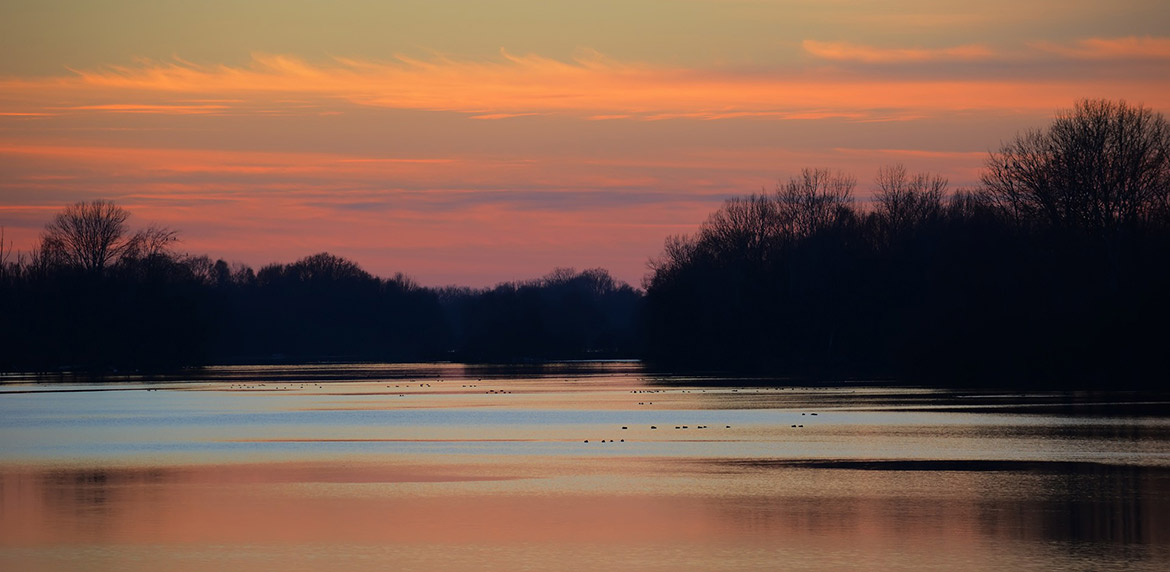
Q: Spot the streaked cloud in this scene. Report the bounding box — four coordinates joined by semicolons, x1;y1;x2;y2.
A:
802;40;994;63
2;0;1169;286
2;131;994;285
1032;36;1170;60
6;48;1165;126
64;103;231;114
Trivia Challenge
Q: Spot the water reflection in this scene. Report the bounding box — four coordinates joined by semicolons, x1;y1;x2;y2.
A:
42;468;169;515
710;459;1170;545
4;459;1169;569
2;365;1169;570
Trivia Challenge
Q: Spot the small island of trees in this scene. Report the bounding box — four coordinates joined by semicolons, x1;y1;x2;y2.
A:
3;99;1169;388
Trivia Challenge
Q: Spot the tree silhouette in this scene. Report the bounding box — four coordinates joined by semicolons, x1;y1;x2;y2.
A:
447;267;642;361
6;100;1170;386
872;164;946;244
284;252;372;282
642;114;1170;387
0;226;15;280
982;99;1170;235
39;200;176;273
775;167;856;240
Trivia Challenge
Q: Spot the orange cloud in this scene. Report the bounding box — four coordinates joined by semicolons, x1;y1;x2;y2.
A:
802;40;994;63
1032;36;1170;60
64;103;230;114
3;47;1167;286
5;50;1164;124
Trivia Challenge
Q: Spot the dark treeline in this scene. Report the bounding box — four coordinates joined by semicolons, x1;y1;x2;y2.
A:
644;100;1170;387
3;99;1169;388
0;210;641;369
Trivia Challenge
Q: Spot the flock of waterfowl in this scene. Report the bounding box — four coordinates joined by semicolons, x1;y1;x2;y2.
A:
216;376;824;445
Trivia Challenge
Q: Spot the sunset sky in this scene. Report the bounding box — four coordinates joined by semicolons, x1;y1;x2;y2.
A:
2;1;1168;286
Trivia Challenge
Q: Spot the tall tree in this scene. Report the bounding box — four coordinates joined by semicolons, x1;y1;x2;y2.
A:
873;164;946;242
776;167;856;239
39;200;170;273
982;99;1170;235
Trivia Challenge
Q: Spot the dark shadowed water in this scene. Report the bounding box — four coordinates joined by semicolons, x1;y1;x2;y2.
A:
2;363;1169;571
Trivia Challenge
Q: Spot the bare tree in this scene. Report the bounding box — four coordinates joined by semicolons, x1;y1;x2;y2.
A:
982;99;1170;235
873;164;947;240
0;226;11;279
945;188;995;221
40;200;177;273
644;233;699;288
126;224;179;262
699;193;783;262
41;200;132;272
776;167;856;239
285;252;371;282
646;168;857;286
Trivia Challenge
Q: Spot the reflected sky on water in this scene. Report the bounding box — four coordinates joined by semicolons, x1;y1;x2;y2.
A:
2;363;1169;571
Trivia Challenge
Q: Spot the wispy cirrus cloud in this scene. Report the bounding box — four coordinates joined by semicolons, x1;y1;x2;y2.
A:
801;40;995;63
1031;36;1170;60
3;45;1168;286
804;36;1170;65
63;103;231;114
5;49;1161;123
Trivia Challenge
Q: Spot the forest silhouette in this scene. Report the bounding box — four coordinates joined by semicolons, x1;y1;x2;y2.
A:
3;99;1169;387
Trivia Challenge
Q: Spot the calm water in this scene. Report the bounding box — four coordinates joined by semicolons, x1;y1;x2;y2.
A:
2;363;1169;571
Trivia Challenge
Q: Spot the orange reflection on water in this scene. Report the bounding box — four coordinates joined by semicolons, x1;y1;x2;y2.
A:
3;458;1170;571
1;460;723;546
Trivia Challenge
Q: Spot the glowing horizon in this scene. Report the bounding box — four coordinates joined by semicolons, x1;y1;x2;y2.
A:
2;1;1169;287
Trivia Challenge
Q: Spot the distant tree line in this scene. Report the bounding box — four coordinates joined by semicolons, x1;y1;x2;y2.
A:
644;100;1170;387
0;203;641;370
3;99;1167;388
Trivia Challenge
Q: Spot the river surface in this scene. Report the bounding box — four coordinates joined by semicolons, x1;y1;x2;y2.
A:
2;362;1169;571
